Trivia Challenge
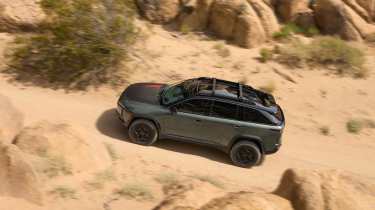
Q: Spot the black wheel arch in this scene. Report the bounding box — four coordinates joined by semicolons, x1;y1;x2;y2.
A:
129;117;161;132
228;135;264;154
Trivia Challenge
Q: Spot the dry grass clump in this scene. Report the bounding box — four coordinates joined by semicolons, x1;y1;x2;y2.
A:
213;43;231;58
154;173;180;186
6;0;137;89
259;48;274;63
49;186;77;199
346;119;363;134
275;36;368;78
87;168;116;189
191;174;225;189
259;81;276;94
44;155;72;178
115;183;153;201
319;126;330;136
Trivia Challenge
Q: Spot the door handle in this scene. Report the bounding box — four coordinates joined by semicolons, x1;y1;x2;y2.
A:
195;119;202;122
233;125;242;128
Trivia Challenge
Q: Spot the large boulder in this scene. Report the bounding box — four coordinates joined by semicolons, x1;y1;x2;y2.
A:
0;142;43;204
199;192;293;210
136;0;180;24
0;0;45;32
13;121;111;174
209;0;278;48
274;168;375;210
355;0;375;21
177;0;215;31
0;94;24;144
314;0;375;41
153;179;225;210
275;0;311;22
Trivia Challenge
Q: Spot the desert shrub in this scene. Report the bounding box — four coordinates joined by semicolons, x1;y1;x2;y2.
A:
191;174;225;189
87;168;116;189
276;36;367;78
319;126;330;136
213;43;231;58
6;0;137;89
154;173;179;186
180;24;192;34
346;119;363;134
50;186;77;199
44;155;72;178
309;37;366;76
273;23;320;40
115;183;153;200
259;48;274;63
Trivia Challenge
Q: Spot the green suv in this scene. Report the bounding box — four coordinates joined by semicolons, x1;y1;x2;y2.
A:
117;77;285;167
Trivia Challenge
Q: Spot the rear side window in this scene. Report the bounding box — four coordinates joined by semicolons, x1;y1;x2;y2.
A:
211;101;238;120
241;107;272;125
176;99;212;116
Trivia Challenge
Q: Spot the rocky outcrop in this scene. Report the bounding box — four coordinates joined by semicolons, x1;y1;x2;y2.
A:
353;0;375;22
314;0;375;41
136;0;180;24
209;0;278;48
275;168;375;210
275;0;310;22
0;94;24;144
153;179;225;210
177;0;215;31
199;192;293;210
0;0;45;32
0;142;43;204
13;121;111;174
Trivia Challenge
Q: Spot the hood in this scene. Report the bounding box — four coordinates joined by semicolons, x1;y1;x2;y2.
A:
120;83;166;105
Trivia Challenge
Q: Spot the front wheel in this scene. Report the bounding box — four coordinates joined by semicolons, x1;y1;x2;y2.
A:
230;141;262;168
128;119;158;146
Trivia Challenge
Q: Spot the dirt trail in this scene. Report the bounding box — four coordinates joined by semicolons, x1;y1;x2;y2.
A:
1;71;375;192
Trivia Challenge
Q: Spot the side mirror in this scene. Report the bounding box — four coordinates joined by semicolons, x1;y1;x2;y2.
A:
169;106;177;114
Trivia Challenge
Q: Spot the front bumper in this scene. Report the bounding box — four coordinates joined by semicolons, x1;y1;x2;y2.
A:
117;102;133;127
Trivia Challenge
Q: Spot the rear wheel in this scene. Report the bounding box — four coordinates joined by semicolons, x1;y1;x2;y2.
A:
128;119;158;146
230;141;262;168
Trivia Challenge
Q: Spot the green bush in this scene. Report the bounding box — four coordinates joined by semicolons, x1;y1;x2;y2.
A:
273;23;320;40
346;119;363;134
6;0;136;89
276;36;367;78
259;48;274;63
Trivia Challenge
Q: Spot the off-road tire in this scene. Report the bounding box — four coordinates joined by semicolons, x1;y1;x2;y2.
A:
230;141;262;168
128;119;158;146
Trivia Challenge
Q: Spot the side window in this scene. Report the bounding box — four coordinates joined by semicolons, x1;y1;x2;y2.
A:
175;99;212;116
211;101;238;120
241;107;272;125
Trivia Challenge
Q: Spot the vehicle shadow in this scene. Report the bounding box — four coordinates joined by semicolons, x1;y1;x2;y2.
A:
96;108;232;165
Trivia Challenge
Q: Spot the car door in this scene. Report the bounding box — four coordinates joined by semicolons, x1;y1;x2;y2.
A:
197;100;240;147
160;98;212;142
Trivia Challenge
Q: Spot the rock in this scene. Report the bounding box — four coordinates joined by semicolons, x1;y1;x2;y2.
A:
177;0;215;31
153;179;225;210
0;142;43;204
0;0;45;32
136;0;180;24
199;192;293;210
314;0;375;41
275;0;311;22
274;168;375;210
209;0;278;48
355;0;375;21
13;121;111;174
0;94;24;144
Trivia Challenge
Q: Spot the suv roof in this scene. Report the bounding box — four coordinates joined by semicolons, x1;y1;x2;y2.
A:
184;77;277;109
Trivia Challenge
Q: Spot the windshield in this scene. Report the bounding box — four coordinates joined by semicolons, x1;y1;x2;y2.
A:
161;79;199;105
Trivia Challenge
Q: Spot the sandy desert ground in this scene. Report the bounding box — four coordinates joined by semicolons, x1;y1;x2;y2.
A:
1;22;375;209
